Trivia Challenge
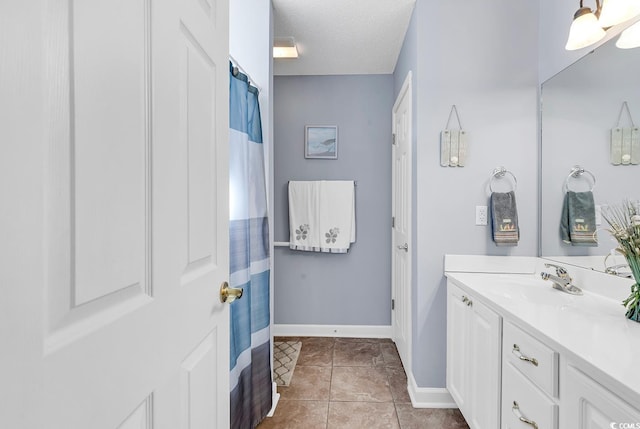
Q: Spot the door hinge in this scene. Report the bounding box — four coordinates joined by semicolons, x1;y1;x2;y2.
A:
392;216;395;228
392;299;395;310
392;133;396;145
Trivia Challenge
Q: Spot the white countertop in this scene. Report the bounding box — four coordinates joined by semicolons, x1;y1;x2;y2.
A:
445;269;640;406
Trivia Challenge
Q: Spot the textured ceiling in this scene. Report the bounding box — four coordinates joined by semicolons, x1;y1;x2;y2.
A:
272;0;416;76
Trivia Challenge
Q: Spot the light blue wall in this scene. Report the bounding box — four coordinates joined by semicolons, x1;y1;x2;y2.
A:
273;74;394;325
394;0;540;388
268;0;620;390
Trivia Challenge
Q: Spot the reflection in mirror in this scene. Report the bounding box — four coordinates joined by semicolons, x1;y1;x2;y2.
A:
540;30;640;273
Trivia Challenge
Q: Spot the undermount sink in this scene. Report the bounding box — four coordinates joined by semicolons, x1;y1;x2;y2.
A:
445;270;625;322
480;274;621;318
513;283;580;305
500;278;578;305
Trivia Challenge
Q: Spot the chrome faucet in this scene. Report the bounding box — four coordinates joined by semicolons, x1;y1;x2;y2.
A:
540;263;583;295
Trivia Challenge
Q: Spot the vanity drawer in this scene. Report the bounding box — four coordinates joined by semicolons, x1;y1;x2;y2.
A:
503;321;558;397
502;362;558;429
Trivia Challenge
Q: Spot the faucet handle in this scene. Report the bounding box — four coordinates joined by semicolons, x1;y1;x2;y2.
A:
544;263;568;276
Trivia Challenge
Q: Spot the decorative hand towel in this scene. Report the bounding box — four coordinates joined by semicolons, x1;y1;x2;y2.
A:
288;180;355;253
560;191;598;246
490;191;519;246
288;181;319;249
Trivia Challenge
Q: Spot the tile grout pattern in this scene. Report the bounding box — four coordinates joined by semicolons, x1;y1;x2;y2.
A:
257;337;470;429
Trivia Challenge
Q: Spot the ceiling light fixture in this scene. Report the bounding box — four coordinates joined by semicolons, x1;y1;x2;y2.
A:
273;37;299;59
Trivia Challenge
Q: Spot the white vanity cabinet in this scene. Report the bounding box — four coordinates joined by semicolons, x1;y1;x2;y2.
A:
445;258;640;429
446;282;502;429
561;360;640;429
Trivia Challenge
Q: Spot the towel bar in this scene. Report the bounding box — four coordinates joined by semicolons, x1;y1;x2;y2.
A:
274;241;290;247
287;180;357;186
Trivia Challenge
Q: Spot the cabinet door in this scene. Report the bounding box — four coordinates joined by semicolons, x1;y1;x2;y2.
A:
447;282;502;429
562;362;640;429
468;295;502;429
447;283;472;412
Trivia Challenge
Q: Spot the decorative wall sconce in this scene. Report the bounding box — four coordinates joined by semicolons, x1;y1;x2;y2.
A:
565;0;640;50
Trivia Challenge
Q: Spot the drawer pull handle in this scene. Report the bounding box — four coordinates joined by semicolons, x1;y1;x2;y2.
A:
512;344;539;366
512;401;539;429
461;296;473;307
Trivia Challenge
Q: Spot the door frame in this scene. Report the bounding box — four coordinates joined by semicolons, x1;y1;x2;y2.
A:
391;70;412;374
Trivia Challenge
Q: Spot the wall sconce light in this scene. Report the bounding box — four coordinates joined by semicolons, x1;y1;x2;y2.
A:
565;1;606;50
616;20;640;48
565;0;640;50
273;37;299;59
599;0;640;27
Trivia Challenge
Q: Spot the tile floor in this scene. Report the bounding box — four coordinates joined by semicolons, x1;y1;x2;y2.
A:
257;337;470;429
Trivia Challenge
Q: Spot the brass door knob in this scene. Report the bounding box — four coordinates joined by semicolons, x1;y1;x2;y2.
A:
220;281;243;303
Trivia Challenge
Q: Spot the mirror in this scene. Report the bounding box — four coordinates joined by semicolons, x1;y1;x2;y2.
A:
540;27;640;272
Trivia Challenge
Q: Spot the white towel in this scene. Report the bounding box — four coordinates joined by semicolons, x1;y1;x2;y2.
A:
288;180;356;253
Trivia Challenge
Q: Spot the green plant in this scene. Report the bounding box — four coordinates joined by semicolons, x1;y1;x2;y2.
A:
602;200;640;321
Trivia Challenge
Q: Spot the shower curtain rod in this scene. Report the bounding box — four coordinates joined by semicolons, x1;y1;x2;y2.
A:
229;55;262;92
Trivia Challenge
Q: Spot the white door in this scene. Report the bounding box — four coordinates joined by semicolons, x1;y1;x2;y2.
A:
1;0;230;427
391;71;412;371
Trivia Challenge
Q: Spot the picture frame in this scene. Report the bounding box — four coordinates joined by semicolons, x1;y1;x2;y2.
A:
305;125;338;159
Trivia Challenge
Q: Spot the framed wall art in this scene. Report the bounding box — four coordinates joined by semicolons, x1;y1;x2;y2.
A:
305;125;338;159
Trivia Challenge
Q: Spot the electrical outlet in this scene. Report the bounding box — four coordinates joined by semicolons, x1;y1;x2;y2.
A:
476;206;488;226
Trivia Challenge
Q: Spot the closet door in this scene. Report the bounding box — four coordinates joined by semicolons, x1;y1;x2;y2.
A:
392;71;412;369
2;0;230;427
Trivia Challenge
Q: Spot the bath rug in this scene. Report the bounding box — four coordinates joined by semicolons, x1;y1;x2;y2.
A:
273;341;302;386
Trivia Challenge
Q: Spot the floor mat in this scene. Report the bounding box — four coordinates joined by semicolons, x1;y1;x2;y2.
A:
273;341;302;386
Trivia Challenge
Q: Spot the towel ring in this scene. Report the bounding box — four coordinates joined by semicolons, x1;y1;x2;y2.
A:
489;166;517;193
564;165;596;192
604;251;633;278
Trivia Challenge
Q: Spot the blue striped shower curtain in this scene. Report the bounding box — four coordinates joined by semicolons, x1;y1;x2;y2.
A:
229;63;272;429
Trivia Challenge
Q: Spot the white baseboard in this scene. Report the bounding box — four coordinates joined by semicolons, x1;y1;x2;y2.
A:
272;324;393;338
407;373;457;408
